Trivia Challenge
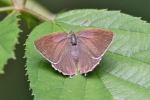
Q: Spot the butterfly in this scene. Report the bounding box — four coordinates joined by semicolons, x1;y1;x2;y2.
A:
34;28;113;76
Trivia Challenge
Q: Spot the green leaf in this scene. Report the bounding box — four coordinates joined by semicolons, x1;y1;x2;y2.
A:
25;9;150;100
0;12;21;73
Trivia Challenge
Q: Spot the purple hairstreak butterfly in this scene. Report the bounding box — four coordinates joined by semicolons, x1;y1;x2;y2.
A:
34;23;113;77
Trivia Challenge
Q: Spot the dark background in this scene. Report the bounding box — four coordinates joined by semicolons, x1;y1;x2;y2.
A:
0;0;150;100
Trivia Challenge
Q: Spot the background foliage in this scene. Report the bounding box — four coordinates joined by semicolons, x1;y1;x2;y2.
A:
0;0;150;100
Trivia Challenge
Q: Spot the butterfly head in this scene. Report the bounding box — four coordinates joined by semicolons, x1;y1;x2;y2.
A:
68;30;78;46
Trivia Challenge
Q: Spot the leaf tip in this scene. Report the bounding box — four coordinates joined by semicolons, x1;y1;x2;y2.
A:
13;56;16;60
0;70;5;74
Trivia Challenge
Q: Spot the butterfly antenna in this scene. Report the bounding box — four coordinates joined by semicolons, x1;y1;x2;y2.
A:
71;20;89;31
56;20;89;33
55;23;70;32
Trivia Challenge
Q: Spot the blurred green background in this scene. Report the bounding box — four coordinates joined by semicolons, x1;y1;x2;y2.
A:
0;0;150;100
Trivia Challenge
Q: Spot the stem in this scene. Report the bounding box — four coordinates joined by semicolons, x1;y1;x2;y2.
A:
22;0;26;6
0;6;14;12
1;0;55;22
7;10;18;17
11;0;17;6
22;7;52;22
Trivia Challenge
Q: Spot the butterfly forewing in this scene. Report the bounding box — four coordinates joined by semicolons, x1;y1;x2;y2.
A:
78;28;113;58
77;28;113;74
34;32;68;64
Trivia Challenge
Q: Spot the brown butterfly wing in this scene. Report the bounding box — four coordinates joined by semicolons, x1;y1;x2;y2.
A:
77;46;101;74
34;32;76;75
34;32;67;63
77;28;113;74
52;41;77;75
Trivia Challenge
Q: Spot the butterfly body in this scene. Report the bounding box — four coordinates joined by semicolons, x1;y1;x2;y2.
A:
34;28;113;76
69;31;77;45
